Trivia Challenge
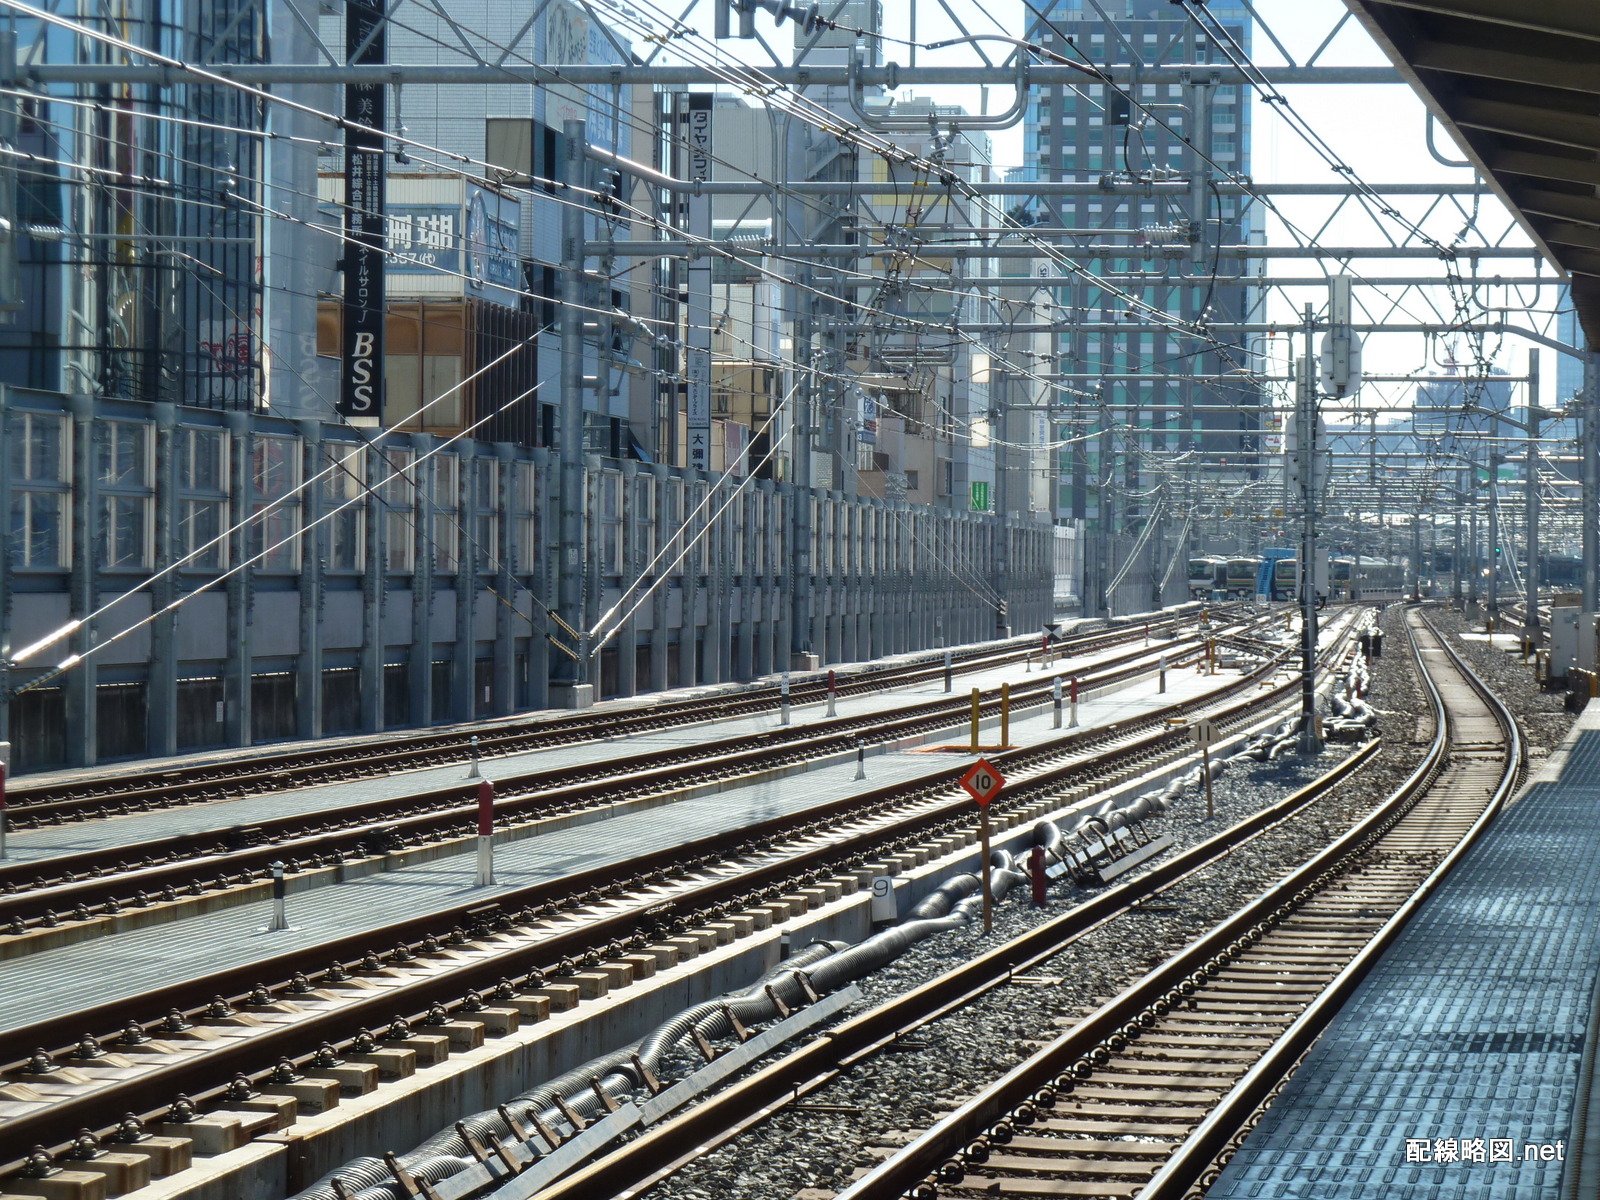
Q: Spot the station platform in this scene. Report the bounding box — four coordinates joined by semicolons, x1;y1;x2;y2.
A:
1208;706;1600;1199
0;639;1249;1033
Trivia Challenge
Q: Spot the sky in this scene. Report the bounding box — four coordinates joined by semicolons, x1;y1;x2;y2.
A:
654;0;1571;413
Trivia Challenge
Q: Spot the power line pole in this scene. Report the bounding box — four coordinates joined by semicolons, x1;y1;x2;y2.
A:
1295;302;1320;753
1524;350;1540;643
1584;352;1599;614
556;119;592;703
1487;449;1500;621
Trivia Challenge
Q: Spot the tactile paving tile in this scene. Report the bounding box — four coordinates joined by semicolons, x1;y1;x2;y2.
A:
1208;731;1600;1199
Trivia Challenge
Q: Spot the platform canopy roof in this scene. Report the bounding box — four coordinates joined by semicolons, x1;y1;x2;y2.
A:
1341;0;1600;349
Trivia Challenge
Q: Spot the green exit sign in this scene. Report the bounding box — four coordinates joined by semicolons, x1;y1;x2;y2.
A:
970;481;991;512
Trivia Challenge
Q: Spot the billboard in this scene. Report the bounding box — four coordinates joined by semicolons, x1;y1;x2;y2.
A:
320;176;523;308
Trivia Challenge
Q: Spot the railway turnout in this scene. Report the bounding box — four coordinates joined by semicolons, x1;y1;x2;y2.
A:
9;602;1592;1200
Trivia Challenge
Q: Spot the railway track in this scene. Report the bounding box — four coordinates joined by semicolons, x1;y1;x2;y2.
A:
804;606;1520;1200
4;617;1197;825
0;618;1265;938
0;613;1335;1184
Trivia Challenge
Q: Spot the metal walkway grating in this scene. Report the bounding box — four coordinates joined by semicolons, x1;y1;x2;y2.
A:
1208;730;1600;1198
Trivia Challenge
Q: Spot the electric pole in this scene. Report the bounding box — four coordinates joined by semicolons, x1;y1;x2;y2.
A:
1295;303;1319;753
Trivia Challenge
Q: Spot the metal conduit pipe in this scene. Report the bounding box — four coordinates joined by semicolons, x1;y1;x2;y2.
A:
297;942;846;1200
293;849;1049;1200
305;830;1111;1200
323;778;1271;1200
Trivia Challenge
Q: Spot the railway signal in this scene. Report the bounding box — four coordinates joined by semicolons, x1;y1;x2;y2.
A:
960;759;1004;935
959;759;1004;806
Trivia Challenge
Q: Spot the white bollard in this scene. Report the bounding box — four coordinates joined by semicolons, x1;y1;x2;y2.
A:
268;861;289;932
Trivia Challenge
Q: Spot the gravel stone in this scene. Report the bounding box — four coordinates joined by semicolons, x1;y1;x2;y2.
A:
640;603;1560;1199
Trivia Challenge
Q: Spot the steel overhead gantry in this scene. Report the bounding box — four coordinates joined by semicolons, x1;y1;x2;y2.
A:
599;241;1543;258
15;63;1404;85
1342;0;1600;625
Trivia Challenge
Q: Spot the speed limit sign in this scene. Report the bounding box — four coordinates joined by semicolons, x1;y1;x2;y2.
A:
959;758;1005;807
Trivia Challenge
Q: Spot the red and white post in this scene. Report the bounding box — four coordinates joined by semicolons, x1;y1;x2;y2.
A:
826;669;837;717
475;779;495;887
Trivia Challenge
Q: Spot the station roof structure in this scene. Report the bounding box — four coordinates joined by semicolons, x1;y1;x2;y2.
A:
1342;0;1600;349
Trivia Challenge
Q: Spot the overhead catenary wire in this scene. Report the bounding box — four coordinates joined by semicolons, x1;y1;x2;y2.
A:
12;0;1561;611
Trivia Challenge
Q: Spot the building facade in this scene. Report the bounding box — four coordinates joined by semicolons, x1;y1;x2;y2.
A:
0;1;1066;775
1020;0;1261;612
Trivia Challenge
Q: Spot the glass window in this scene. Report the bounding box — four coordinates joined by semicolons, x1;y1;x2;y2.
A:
176;427;229;571
10;411;67;484
9;412;71;570
600;472;622;575
323;442;365;572
431;454;460;574
11;491;65;569
98;422;153;570
178;499;224;569
513;461;537;573
474;459;499;573
99;422;150;487
751;493;764;575
382;448;417;573
177;428;226;493
249;436;301;572
103;494;150;569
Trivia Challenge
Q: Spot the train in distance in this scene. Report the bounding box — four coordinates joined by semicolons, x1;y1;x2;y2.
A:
1189;554;1410;602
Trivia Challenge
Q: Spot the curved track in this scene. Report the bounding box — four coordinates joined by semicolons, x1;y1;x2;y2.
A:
797;607;1522;1200
0;614;1323;1180
0;617;1259;936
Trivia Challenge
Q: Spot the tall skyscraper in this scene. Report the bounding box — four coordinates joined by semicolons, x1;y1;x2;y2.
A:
1019;1;1261;537
1557;286;1583;402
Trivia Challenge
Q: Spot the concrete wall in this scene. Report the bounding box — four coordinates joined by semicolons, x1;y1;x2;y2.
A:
0;386;1054;771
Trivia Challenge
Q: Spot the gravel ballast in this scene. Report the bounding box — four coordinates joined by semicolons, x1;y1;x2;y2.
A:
646;611;1448;1200
641;603;1566;1200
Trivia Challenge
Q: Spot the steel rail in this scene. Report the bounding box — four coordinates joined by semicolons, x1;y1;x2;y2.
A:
0;621;1319;1171
1136;609;1524;1199
823;607;1520;1200
0;622;1239;928
6;619;1164;822
522;739;1384;1200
